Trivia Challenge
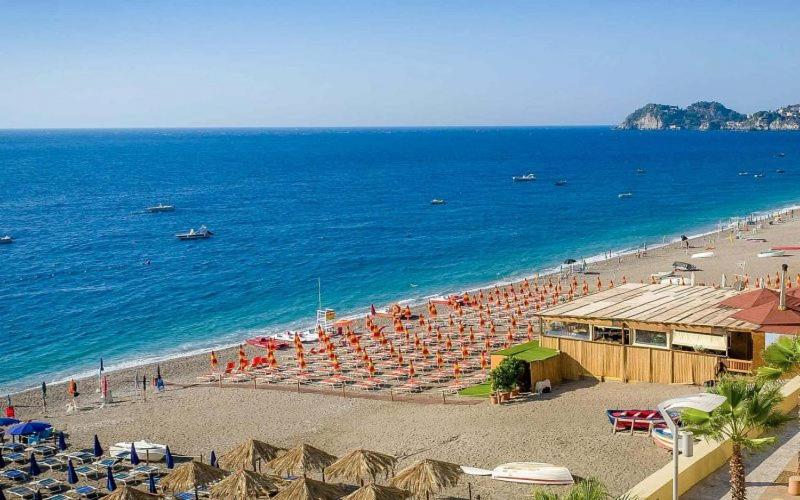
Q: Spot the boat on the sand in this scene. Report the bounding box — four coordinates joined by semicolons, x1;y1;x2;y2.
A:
757;250;785;258
246;337;289;350
491;462;573;485
606;409;666;432
110;441;168;461
690;251;714;259
770;246;800;251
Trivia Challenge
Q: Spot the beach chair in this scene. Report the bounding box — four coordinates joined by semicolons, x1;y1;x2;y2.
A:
74;465;103;480
25;445;55;457
5;485;36;498
1;469;29;482
92;457;123;471
38;456;64;471
113;471;139;485
5;452;26;463
64;451;95;464
2;443;25;453
43;495;71;500
72;485;100;499
29;477;65;493
131;464;161;477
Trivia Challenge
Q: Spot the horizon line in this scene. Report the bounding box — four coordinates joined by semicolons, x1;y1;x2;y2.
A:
0;124;615;132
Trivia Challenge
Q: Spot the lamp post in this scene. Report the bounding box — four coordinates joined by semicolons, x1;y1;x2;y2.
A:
657;393;726;500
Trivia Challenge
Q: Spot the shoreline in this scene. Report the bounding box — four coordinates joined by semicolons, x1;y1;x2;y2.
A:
5;201;799;398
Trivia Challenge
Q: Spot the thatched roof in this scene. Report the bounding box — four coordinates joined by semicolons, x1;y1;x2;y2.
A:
342;483;412;500
267;444;337;476
209;469;288;499
218;439;284;471
104;486;162;500
271;477;345;500
390;459;462;497
160;461;227;492
325;449;397;483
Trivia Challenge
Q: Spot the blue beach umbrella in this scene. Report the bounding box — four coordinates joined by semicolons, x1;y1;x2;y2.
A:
29;453;41;477
0;489;6;500
33;492;42;500
7;421;51;437
57;431;67;451
0;418;19;426
0;449;5;468
93;435;103;457
106;465;116;491
209;450;217;467
130;443;140;465
66;459;78;484
148;473;157;493
164;445;174;469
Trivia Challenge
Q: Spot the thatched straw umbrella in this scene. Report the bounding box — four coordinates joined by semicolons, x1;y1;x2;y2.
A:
218;439;284;472
271;477;345;500
160;461;227;499
390;459;462;500
209;468;288;499
267;444;337;481
325;449;397;485
104;486;162;500
342;483;412;500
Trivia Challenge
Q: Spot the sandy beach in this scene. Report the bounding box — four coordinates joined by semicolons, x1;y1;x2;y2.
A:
7;208;800;497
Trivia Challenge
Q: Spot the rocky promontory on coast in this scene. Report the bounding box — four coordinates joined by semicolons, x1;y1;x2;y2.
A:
617;101;800;130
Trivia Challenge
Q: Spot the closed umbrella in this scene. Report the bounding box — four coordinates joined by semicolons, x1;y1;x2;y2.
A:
107;465;117;491
29;453;41;477
0;449;5;468
165;445;175;469
210;450;217;467
67;459;78;484
130;443;140;465
93;435;104;457
33;492;42;500
57;431;67;451
148;473;157;494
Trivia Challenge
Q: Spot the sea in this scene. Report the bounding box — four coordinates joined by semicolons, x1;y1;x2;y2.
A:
1;127;798;394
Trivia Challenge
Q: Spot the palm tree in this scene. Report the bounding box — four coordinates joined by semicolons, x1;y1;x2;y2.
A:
530;477;633;500
682;376;792;500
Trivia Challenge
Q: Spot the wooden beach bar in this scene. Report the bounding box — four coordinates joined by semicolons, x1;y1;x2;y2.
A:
535;283;776;385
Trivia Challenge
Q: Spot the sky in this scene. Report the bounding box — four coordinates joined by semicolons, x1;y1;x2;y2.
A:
0;1;798;128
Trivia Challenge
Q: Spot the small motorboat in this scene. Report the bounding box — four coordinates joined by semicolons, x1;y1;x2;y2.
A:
757;250;785;258
491;462;573;485
737;171;749;176
753;172;765;179
636;168;646;174
690;251;714;259
0;235;12;244
672;261;698;272
776;169;786;174
606;409;667;432
554;179;567;186
146;204;175;213
430;199;446;205
618;192;633;199
110;441;168;462
776;152;786;158
512;173;536;182
176;226;213;240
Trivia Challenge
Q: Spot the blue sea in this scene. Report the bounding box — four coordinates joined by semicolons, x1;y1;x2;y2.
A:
1;127;798;393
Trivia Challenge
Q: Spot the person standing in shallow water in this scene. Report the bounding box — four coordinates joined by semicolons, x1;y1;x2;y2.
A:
67;379;78;412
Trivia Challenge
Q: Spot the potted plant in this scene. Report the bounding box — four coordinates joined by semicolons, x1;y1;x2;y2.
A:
489;356;526;404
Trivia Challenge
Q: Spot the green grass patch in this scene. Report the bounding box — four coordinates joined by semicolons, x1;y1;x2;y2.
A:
493;340;558;362
458;382;492;398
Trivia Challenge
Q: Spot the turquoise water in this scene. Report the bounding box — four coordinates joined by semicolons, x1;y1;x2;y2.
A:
1;127;798;393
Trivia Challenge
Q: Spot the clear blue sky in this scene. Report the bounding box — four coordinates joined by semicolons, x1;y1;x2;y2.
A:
1;1;798;128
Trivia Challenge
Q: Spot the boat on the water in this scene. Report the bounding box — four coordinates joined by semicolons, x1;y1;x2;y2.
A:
491;462;573;485
430;199;446;205
636;168;646;174
109;441;168;461
554;179;567;186
753;172;765;179
176;226;213;240
776;168;786;174
512;173;536;182
618;192;633;199
690;251;714;259
776;152;786;158
0;235;12;244
146;204;175;213
738;171;749;176
757;250;785;258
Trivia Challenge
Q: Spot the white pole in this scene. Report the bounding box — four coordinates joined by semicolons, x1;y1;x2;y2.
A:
659;402;680;500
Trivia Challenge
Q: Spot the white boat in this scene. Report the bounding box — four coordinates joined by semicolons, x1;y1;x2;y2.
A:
176;226;213;240
0;236;12;244
512;173;536;182
650;271;674;279
460;466;493;476
690;251;714;259
636;168;646;174
430;199;446;205
146;204;175;213
757;250;785;258
109;441;168;461
738;171;749;176
491;462;573;485
554;179;567;186
268;329;319;343
618;192;633;199
753;173;765;179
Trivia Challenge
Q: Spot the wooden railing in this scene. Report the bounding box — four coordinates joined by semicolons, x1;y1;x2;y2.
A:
723;358;753;374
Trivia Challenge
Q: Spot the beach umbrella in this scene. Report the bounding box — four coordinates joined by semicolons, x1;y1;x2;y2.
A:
0;489;5;500
93;435;104;457
0;449;5;468
342;484;412;500
130;443;140;465
209;468;287;499
148;473;157;494
67;459;78;484
0;417;19;426
210;450;217;467
165;445;175;469
57;431;67;451
104;485;161;500
6;421;51;437
325;448;397;485
28;453;41;477
218;439;283;472
160;461;227;497
34;492;43;500
267;444;337;481
107;465;117;491
390;459;463;500
271;477;344;500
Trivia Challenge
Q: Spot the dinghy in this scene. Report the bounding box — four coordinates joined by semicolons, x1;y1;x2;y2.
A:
757;250;785;258
606;409;666;432
460;465;493;476
690;251;714;259
491;462;573;485
770;246;800;251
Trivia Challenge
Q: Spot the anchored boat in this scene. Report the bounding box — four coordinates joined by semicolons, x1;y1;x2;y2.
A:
176;226;213;240
146;204;175;213
0;235;12;244
512;173;536;182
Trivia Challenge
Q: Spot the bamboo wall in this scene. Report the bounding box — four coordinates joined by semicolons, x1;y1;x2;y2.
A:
531;355;563;387
541;336;720;385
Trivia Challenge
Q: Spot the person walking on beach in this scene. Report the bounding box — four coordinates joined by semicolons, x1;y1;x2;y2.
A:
141;374;147;401
4;395;15;419
41;381;47;413
67;379;78;412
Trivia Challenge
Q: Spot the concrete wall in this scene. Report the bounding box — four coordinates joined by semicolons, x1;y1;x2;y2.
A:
626;376;800;499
